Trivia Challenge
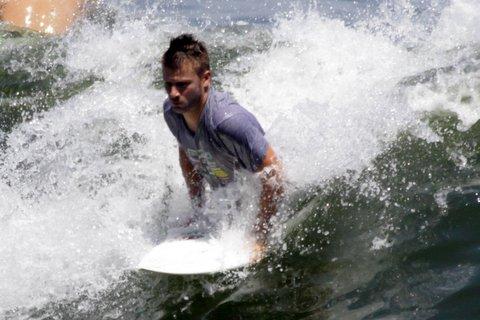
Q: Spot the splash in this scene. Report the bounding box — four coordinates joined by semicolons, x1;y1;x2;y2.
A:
0;15;186;312
222;11;422;185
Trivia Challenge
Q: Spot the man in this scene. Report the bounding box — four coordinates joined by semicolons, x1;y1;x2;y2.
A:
162;34;284;260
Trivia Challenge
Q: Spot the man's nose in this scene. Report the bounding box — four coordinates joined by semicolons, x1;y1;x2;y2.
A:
169;86;180;99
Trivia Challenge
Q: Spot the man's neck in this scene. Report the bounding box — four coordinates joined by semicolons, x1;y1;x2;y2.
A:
183;91;209;133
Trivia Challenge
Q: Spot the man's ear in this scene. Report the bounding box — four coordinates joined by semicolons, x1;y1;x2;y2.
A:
202;70;211;89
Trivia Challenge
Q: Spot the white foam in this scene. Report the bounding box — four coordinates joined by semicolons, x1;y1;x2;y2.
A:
0;17;187;312
405;0;480;129
222;12;421;185
429;0;480;51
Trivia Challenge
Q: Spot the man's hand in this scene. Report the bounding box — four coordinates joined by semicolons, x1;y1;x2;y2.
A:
251;241;267;263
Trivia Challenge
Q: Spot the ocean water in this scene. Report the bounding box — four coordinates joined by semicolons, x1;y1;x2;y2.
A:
1;0;480;319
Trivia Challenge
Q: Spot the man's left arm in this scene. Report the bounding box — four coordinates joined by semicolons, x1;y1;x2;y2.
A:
254;146;284;259
215;112;284;260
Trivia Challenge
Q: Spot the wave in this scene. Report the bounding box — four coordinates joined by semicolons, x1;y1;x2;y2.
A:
1;0;480;318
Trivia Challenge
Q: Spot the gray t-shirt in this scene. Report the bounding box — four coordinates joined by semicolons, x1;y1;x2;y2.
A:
163;88;268;188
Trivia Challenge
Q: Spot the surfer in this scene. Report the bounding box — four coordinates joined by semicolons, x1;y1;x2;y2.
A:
162;34;284;261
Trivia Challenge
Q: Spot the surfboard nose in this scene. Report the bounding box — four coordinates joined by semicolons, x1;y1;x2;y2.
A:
138;237;253;275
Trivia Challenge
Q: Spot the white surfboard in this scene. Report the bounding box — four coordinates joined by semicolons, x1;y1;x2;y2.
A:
138;236;254;274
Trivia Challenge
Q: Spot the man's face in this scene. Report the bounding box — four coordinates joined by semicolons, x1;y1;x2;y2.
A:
163;61;210;114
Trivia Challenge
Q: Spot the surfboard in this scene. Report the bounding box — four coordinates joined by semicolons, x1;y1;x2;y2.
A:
138;236;254;274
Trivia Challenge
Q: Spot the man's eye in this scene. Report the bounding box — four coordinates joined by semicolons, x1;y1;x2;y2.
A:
177;82;188;88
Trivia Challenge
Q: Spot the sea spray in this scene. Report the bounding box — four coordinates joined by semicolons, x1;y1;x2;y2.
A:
222;12;421;185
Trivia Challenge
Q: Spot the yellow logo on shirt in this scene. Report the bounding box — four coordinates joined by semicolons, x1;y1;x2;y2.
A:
211;167;229;179
186;148;231;181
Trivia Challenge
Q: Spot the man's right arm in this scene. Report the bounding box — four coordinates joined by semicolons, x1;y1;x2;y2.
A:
179;147;204;208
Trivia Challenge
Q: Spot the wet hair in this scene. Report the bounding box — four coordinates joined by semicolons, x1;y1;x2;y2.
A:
162;34;210;75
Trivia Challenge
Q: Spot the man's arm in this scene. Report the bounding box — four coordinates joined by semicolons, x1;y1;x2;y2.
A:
179;147;204;208
254;146;284;254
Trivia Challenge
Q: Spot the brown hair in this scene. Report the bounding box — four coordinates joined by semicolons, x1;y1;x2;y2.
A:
162;34;210;75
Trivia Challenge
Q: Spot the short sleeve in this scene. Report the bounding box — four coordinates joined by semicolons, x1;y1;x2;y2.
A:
216;113;269;172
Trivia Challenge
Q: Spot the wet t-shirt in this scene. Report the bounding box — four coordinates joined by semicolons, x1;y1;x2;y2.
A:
163;88;268;188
